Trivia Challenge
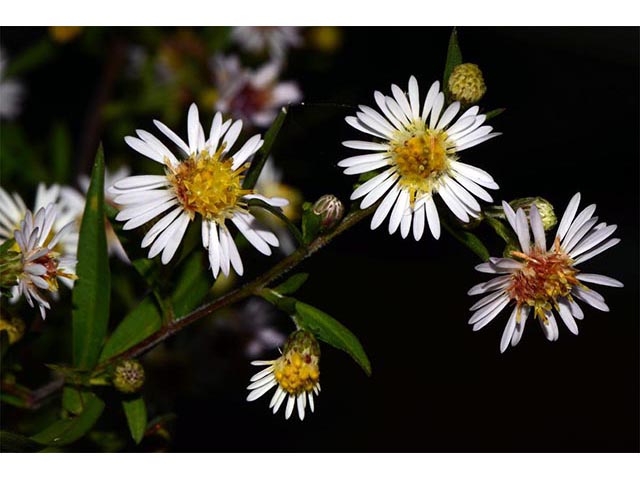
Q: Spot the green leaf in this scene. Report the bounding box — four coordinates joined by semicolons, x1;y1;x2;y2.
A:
50;122;72;184
484;216;518;245
122;396;147;444
31;393;104;447
99;296;162;362
72;145;111;369
301;204;322;245
170;250;211;318
1;430;42;452
242;107;288;190
0;238;15;255
441;220;490;261
294;302;371;376
443;27;463;91
485;108;506;120
273;273;309;295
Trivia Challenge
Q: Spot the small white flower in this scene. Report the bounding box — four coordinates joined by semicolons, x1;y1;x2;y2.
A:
231;26;302;60
247;330;321;421
1;184;79;286
12;204;77;318
468;193;623;352
0;47;24;120
340;76;501;241
213;55;302;128
109;103;287;278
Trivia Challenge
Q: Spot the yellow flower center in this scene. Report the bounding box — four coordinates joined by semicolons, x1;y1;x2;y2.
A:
273;351;320;395
507;238;580;323
167;147;252;222
391;128;451;204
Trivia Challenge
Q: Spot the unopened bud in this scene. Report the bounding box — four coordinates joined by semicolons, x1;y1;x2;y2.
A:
113;359;145;393
448;63;487;105
509;197;557;231
0;316;26;344
312;195;344;230
284;330;321;359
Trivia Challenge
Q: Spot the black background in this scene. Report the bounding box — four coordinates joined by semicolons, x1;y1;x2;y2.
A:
1;27;638;452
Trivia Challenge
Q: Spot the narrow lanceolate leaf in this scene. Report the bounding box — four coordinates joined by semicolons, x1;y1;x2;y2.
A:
247;197;304;246
485;108;506;120
443;27;463;90
170;250;210;318
301;204;322;245
72;146;110;369
99;296;162;362
1;430;42;452
273;273;309;295
122;396;147;444
31;393;104;447
441;219;490;261
294;302;371;376
242;107;288;190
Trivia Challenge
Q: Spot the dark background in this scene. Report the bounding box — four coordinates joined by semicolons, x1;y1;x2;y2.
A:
1;27;638;452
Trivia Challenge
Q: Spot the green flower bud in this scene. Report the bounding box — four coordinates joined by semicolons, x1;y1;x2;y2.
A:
509;197;557;231
113;359;145;393
312;195;344;230
448;63;487;105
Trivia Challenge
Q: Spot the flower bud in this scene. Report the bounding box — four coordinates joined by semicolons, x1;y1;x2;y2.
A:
509;197;557;231
448;63;487;105
283;329;321;359
312;195;344;230
0;316;26;344
112;359;145;393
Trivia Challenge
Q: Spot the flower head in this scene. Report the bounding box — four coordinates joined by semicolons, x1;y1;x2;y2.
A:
247;330;321;420
110;104;287;278
340;76;500;241
10;205;77;318
231;26;302;60
468;193;623;352
0;47;24;120
113;359;145;393
213;55;302;128
448;63;487;105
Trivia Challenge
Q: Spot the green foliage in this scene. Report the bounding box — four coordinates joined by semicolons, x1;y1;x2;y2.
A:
242;107;288;190
273;273;309;295
50;122;72;184
72;146;111;370
247;197;304;246
0;430;42;452
122;396;147;444
295;302;371;376
441;219;490;261
99;296;162;362
485;108;506;120
170;250;211;318
301;203;322;244
443;28;463;90
31;393;105;447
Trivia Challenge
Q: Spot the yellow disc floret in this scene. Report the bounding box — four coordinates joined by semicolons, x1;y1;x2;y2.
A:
167;146;252;223
507;237;581;323
273;330;320;396
391;127;451;204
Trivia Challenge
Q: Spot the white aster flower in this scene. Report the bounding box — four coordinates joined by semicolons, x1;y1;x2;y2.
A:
109;103;286;278
468;193;623;352
0;47;24;120
340;76;501;241
1;184;79;286
231;26;302;60
213;55;302;128
247;330;320;421
11;205;77;318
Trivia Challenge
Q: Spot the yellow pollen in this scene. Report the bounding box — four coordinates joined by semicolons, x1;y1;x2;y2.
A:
167;147;252;222
273;351;320;396
507;238;580;323
392;128;450;204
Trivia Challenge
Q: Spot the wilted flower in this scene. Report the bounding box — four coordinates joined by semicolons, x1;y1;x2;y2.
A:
10;205;77;318
247;330;321;420
448;63;487;105
340;76;500;241
213;55;302;128
231;26;302;60
468;193;622;352
110;104;288;278
0;47;24;119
